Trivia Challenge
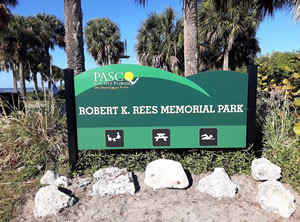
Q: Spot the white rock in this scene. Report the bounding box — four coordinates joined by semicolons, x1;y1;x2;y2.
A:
34;185;76;217
196;168;238;199
144;159;189;189
257;180;296;218
40;170;72;187
93;167;128;181
251;158;281;181
55;176;72;187
93;167;135;196
78;177;93;188
40;170;57;185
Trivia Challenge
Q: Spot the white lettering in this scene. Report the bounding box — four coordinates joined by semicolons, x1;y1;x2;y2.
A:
237;104;243;112
185;105;193;113
79;107;86;115
99;72;108;82
161;106;169;114
115;72;124;81
121;106;129;114
94;107;100;115
86;107;94;115
107;72;114;81
94;72;101;82
176;106;185;113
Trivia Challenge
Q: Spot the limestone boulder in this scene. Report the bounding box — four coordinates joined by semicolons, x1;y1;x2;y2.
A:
93;167;135;196
40;170;72;187
257;180;296;218
196;168;238;199
34;185;76;218
77;177;93;188
251;158;281;181
93;167;128;181
144;159;189;189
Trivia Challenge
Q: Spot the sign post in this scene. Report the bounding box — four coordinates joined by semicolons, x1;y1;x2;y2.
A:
64;68;78;170
246;65;258;146
65;65;257;169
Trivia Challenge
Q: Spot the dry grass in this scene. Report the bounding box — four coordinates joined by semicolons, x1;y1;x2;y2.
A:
0;98;69;222
0;170;40;222
0;99;69;171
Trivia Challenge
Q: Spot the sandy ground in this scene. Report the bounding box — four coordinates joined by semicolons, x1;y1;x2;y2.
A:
15;172;300;222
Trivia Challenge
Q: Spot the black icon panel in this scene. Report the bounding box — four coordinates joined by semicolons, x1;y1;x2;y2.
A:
105;130;124;147
200;128;217;146
152;129;170;146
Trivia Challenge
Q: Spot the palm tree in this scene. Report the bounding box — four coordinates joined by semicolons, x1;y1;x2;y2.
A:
52;65;64;90
294;0;300;21
136;8;184;74
64;0;85;75
0;43;18;92
27;48;45;93
215;0;300;20
28;14;65;90
229;31;260;70
135;0;201;76
0;0;17;32
198;0;261;70
0;15;40;97
85;18;125;66
183;0;201;76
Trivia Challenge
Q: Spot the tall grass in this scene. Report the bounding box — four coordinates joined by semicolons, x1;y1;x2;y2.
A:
257;90;300;191
0;97;69;176
257;91;298;150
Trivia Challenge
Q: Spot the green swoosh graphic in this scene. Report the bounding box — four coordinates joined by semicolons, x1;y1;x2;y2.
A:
74;64;210;97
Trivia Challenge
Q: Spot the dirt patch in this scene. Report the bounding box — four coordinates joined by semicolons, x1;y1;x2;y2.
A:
15;173;300;222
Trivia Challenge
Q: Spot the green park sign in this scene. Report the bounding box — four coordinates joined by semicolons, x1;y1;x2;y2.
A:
65;64;257;168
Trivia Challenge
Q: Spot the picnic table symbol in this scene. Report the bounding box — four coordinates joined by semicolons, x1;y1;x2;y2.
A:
201;134;215;141
154;133;168;142
107;132;121;142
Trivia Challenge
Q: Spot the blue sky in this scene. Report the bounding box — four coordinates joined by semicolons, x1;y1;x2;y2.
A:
1;0;300;88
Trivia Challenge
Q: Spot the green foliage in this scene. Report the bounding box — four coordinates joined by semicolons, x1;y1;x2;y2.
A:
0;170;40;222
75;148;257;177
136;8;184;74
257;91;298;150
256;91;300;192
256;51;300;107
85;17;124;66
0;98;69;176
198;0;261;71
264;144;300;192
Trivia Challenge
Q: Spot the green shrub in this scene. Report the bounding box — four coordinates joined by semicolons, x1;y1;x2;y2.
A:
0;98;69;177
256;52;300;107
76;148;257;176
257;90;300;192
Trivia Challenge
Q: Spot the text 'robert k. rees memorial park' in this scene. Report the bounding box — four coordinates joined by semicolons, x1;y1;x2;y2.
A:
65;64;257;167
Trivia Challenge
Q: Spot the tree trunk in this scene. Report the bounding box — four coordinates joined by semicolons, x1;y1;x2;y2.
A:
60;79;63;90
40;73;45;92
64;0;85;75
199;45;206;71
45;46;51;80
184;0;200;77
19;61;26;97
223;37;234;71
32;72;39;93
12;70;18;93
223;49;230;71
48;80;52;91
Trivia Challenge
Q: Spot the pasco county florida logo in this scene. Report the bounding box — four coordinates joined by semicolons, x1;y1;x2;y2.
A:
94;71;139;89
